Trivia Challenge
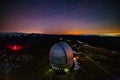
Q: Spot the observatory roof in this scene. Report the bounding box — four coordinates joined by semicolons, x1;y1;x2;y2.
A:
49;42;73;65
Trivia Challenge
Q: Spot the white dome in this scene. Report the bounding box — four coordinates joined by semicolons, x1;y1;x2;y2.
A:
49;42;73;68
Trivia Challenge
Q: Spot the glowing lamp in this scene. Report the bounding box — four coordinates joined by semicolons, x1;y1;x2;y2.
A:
64;68;69;72
7;45;22;51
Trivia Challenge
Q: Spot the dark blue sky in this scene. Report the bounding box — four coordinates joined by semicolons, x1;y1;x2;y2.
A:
0;0;120;34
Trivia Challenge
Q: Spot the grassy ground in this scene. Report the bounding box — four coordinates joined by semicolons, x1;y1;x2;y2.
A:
1;38;120;80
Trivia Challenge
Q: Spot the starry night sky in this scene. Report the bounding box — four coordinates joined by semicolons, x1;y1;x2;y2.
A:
0;0;120;35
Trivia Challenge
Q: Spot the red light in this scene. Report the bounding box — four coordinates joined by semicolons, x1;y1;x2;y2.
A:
7;45;22;51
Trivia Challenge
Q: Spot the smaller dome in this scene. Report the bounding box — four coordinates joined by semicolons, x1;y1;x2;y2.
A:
49;42;73;69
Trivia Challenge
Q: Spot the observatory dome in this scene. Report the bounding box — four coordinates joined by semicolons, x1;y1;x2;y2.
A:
49;42;73;70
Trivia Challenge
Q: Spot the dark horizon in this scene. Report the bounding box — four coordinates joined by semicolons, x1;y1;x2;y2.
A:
0;31;120;37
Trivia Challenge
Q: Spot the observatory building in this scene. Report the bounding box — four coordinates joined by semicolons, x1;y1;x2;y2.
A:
49;42;74;71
